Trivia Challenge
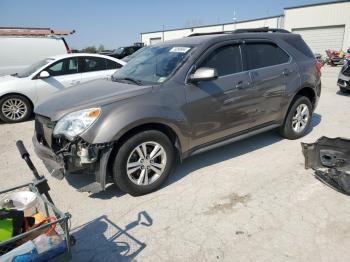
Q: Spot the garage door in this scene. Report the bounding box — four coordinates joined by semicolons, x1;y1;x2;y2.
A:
150;37;162;45
292;26;345;55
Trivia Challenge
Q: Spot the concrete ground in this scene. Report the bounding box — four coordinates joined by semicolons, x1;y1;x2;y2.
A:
1;66;350;262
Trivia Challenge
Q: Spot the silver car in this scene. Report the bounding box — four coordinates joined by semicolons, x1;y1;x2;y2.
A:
338;60;350;93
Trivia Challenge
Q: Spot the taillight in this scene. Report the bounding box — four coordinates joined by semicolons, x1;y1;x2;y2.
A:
315;61;322;77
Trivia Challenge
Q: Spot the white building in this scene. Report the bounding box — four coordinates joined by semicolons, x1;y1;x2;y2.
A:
140;0;350;54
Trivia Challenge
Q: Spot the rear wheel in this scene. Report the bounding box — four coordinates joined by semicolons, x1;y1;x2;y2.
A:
112;130;175;195
278;96;312;140
0;95;32;123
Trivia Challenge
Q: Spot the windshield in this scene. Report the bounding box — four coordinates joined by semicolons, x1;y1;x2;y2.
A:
112;45;193;85
115;47;125;55
16;58;54;78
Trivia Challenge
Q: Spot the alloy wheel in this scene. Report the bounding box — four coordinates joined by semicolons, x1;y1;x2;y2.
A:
292;103;310;133
1;98;28;121
126;141;167;186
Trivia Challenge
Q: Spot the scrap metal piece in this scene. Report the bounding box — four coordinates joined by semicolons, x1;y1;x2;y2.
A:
302;136;350;195
301;136;350;172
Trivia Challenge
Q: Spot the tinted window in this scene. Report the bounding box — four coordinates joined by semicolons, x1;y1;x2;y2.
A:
46;58;78;76
283;36;314;58
245;42;290;70
106;59;122;69
81;57;106;72
201;45;242;77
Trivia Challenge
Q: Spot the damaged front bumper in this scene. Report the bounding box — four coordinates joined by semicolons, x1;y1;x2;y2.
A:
302;136;350;195
33;116;113;194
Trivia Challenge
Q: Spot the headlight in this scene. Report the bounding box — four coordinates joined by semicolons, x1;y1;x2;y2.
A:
53;108;101;140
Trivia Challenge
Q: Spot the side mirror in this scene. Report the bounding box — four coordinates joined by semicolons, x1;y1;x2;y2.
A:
39;71;50;79
189;67;218;83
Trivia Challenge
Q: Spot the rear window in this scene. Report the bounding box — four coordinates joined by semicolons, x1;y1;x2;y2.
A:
283;35;314;58
245;42;290;70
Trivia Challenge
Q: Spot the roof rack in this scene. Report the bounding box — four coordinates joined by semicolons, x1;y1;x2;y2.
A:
0;27;75;36
187;27;290;37
233;27;290;33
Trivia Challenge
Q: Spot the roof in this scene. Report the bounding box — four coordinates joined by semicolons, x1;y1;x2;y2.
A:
0;27;75;36
284;0;349;10
140;15;283;35
46;53;126;65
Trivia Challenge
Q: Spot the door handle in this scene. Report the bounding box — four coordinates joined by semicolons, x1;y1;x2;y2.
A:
282;69;292;76
235;81;251;90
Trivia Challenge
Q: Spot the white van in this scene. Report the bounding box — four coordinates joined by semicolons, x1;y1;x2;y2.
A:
0;36;70;76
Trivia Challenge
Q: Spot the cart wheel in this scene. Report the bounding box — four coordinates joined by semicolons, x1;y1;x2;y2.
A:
69;235;76;246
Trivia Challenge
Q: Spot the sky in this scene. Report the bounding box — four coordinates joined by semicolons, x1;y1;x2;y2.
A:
0;0;336;50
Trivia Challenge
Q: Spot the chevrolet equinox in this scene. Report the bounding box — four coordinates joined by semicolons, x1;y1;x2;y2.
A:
33;28;321;195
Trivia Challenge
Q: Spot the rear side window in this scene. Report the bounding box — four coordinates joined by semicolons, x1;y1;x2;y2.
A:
106;59;122;69
283;36;314;58
81;57;107;72
245;42;290;70
200;45;242;76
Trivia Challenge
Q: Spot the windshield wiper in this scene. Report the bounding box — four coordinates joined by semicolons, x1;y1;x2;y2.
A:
113;77;142;86
11;73;18;77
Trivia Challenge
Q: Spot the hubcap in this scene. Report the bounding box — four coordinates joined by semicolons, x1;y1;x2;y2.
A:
292;104;310;133
2;98;27;121
126;141;167;186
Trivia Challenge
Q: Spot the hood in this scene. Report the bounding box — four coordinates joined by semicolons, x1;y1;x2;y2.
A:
0;74;18;85
35;78;153;121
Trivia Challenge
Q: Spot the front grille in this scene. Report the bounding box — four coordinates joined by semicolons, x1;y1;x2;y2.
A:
35;115;54;148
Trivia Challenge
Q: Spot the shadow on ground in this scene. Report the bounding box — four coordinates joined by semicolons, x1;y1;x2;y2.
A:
336;90;350;97
66;114;322;199
72;211;153;262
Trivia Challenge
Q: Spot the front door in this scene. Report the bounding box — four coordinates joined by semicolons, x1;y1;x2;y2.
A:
35;57;81;103
184;43;256;148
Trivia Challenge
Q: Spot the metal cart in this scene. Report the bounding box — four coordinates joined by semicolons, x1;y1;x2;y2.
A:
0;141;75;261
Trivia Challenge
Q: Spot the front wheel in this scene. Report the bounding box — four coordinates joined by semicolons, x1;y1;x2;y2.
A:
278;96;313;140
112;130;175;195
0;95;33;123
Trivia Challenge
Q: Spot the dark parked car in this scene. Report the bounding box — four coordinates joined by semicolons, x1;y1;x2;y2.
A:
108;43;144;59
33;28;321;195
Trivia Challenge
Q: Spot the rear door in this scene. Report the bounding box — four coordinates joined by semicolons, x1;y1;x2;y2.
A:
35;57;82;103
79;56;122;83
185;42;256;148
242;40;298;126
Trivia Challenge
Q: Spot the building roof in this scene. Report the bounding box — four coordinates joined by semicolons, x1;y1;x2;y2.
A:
0;27;75;36
140;15;283;35
284;0;349;10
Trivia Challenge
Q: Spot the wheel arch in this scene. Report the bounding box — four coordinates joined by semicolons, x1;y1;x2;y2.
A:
283;86;316;121
0;92;34;110
106;122;183;180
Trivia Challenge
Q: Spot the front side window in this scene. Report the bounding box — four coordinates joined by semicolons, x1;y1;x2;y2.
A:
46;58;79;76
245;42;290;70
112;45;194;84
200;45;243;77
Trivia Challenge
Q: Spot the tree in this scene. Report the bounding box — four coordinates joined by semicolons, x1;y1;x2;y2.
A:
81;46;97;53
97;44;105;52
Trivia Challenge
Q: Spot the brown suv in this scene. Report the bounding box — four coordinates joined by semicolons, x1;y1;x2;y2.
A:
33;28;321;195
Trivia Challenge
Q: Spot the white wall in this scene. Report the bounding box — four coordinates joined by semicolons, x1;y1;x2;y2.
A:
284;1;350;50
141;17;282;46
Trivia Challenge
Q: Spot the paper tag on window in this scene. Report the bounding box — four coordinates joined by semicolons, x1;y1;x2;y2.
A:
169;47;190;53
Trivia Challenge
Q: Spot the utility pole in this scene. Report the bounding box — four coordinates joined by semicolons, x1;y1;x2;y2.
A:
162;24;165;42
233;9;237;30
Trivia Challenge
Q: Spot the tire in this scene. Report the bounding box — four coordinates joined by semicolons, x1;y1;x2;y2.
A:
278;96;313;140
0;94;33;123
112;130;175;196
340;87;350;93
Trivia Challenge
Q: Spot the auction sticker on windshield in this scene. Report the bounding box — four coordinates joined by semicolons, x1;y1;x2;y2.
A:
169;47;191;53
